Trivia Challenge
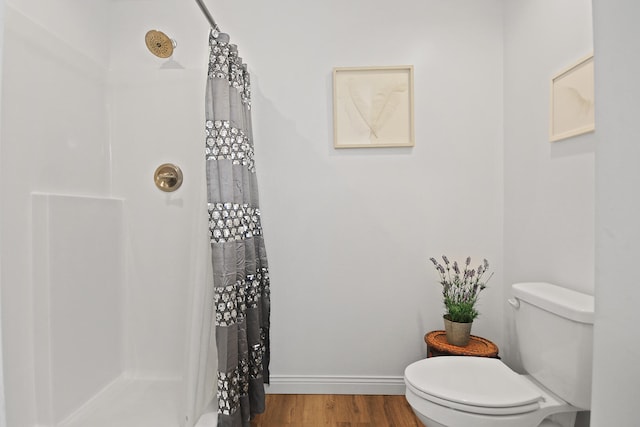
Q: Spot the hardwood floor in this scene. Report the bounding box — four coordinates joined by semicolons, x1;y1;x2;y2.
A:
250;394;423;427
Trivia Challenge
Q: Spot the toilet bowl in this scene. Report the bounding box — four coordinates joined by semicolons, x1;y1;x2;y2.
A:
404;356;576;427
404;282;594;427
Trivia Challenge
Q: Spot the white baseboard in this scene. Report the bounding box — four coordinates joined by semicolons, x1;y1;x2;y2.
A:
265;375;406;395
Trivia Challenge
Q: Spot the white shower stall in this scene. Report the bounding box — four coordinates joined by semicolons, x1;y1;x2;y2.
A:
0;1;217;426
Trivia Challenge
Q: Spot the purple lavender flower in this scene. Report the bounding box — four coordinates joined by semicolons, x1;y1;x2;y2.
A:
429;255;492;323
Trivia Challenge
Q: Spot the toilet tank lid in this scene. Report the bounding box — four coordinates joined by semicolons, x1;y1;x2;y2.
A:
512;282;594;324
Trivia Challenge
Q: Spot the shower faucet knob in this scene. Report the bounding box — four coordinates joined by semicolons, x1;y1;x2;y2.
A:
154;163;183;192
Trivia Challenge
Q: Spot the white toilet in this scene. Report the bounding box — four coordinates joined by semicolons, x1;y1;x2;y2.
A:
404;282;594;427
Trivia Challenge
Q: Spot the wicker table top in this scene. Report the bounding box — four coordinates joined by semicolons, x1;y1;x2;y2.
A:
425;330;499;358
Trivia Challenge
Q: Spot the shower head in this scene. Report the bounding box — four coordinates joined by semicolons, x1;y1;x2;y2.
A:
145;30;176;58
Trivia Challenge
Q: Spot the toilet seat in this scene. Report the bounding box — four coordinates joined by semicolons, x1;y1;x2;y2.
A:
404;356;544;416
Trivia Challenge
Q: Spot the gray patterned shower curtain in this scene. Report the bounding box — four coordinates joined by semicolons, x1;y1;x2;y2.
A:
205;29;270;426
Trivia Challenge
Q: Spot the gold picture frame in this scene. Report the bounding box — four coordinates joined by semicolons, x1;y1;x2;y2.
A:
333;66;415;148
550;54;595;142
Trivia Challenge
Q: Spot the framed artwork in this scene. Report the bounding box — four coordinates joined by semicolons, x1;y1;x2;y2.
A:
550;54;595;142
333;65;414;148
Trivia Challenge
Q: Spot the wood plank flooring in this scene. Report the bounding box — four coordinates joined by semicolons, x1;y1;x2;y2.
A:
250;394;423;427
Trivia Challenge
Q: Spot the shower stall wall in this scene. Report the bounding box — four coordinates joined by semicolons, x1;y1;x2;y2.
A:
32;194;125;425
0;1;214;426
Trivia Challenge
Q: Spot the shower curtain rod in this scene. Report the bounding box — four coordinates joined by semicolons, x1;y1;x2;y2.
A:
195;0;218;30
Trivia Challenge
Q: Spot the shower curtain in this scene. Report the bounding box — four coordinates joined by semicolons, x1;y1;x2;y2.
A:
205;28;271;426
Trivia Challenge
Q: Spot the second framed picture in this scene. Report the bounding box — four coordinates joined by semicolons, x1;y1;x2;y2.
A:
333;65;414;148
550;55;595;142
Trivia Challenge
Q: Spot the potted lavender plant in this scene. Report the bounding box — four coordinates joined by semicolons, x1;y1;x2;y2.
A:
429;255;493;346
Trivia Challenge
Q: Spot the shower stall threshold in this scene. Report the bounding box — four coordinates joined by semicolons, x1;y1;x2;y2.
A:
56;375;217;427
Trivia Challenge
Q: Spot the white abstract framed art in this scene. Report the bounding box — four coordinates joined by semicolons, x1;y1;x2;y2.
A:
333;65;415;148
550;54;595;142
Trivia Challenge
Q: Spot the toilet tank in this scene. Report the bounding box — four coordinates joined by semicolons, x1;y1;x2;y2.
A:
511;282;594;409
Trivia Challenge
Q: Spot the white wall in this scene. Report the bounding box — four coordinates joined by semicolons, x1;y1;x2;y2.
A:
1;0;110;69
592;1;640;425
503;3;593;425
32;194;124;425
104;0;509;394
0;0;7;424
108;0;210;377
201;0;505;391
0;0;214;424
503;0;594;301
503;0;594;362
0;2;111;425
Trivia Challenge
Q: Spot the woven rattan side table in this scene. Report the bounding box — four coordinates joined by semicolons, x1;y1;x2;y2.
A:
424;330;499;358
